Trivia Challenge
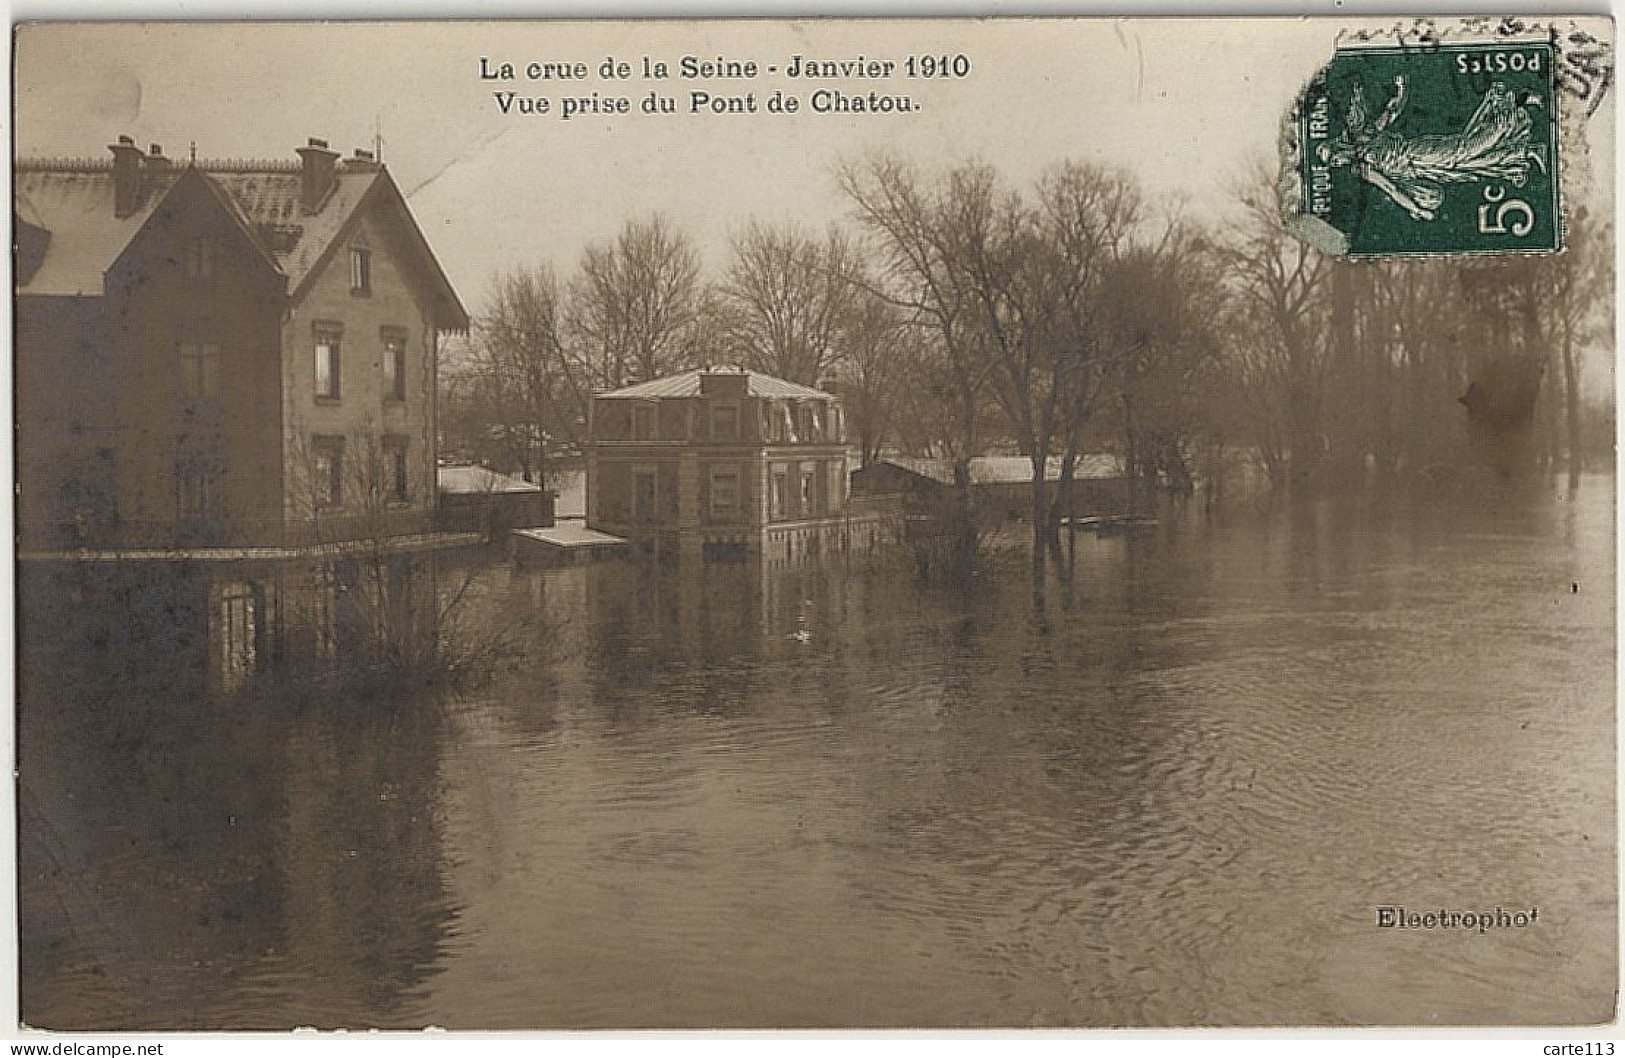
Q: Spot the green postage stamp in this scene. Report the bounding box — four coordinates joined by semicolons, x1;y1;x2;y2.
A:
1293;36;1561;258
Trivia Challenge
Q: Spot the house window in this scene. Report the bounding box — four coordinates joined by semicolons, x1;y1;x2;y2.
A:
315;331;342;400
711;403;739;441
218;582;263;692
382;331;407;401
771;467;788;521
311;436;345;508
350;247;372;295
632;404;655;441
801;465;818;516
176;456;224;523
179;341;220;399
184;237;215;279
383;435;409;504
632;467;658;523
710;465;741;521
808;404;824;442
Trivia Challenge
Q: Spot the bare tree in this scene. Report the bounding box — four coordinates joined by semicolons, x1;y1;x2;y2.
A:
566;214;710;387
475;265;581;487
286;426;503;687
1545;209;1613;489
720;220;863;385
1212;164;1332;490
840;156;1002;562
1097;226;1225;509
843;156;1158;559
839;290;916;467
1033;162;1146;533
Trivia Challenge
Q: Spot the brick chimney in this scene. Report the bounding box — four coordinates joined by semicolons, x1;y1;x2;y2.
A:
141;143;172;201
344;147;381;172
700;368;749;399
295;137;339;212
108;135;144;218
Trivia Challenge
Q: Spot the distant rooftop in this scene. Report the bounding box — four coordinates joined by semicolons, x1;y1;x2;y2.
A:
437;465;544;495
886;455;1124;485
597;368;835;402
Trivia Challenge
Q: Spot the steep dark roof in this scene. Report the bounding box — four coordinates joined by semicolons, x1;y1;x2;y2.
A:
13;165;167;296
14;155;468;330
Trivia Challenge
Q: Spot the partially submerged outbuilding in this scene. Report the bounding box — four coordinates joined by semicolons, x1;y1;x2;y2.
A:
850;455;1128;523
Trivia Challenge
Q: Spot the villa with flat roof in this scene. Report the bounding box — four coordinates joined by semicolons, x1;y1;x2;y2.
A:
586;367;870;562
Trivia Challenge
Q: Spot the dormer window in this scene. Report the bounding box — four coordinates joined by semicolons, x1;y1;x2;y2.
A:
350;247;372;295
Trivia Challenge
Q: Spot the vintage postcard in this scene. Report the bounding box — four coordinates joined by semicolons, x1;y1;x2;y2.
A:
10;16;1617;1033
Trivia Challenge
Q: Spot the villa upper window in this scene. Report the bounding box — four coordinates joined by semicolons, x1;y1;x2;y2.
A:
710;466;741;520
711;403;740;442
632;404;655;441
382;330;407;401
771;467;789;520
314;326;342;401
350;247;372;295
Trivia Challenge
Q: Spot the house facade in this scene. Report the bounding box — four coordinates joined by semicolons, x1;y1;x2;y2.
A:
15;135;469;553
586;368;864;562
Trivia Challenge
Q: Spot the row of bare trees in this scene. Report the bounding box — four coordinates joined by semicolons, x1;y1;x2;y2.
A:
1212;187;1613;495
443;213;921;486
444;152;1614;558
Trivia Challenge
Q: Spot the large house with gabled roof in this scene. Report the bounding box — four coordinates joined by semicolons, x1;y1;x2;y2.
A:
15;135;469;552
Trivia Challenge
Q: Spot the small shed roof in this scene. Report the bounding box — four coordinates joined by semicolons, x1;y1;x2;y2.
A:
885;454;1124;486
437;465;543;495
513;524;629;549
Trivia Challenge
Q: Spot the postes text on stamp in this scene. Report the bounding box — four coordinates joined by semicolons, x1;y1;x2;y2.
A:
1295;37;1561;258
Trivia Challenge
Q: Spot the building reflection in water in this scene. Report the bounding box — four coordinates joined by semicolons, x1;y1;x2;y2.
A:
17;554;462;1029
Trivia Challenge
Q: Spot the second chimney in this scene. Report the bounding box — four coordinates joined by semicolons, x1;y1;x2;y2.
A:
109;134;144;218
296;137;339;212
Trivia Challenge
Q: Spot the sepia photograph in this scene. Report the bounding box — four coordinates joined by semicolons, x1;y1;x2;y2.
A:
8;14;1618;1033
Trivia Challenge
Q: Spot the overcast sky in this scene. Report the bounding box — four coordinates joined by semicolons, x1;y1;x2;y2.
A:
14;18;1615;315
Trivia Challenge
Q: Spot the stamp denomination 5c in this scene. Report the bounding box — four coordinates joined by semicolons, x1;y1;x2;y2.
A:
1293;37;1561;258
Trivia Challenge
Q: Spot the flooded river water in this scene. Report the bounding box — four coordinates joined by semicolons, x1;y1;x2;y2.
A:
17;476;1616;1028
